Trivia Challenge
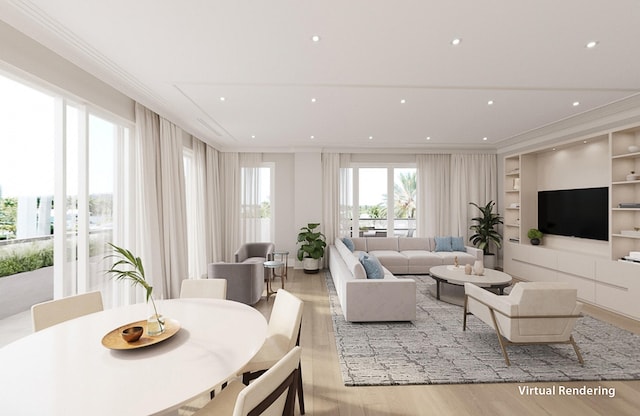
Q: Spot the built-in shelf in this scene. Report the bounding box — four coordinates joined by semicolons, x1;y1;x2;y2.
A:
612;208;640;211
612;234;640;239
612;151;640;159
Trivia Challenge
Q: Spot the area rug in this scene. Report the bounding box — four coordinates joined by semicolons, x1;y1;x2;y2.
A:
325;272;640;386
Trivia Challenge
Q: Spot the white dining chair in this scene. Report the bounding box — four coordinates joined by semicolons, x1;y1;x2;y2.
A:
193;346;301;416
31;291;104;332
240;289;305;414
180;278;228;299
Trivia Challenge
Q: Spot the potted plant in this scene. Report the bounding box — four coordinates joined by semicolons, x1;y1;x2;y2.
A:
104;243;165;335
469;201;503;269
296;223;327;274
527;228;543;245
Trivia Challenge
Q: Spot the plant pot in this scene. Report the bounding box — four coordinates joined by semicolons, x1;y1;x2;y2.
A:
482;254;496;270
302;258;320;274
530;238;540;246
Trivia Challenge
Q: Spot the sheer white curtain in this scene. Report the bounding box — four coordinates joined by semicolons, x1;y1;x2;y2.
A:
322;153;340;246
416;154;451;237
322;153;352;243
205;145;223;262
133;103;188;299
220;152;240;261
450;154;498;240
184;138;223;279
339;154;352;238
239;153;264;243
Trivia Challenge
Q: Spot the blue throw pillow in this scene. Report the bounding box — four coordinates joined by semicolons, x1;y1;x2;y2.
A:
342;237;355;252
359;252;384;279
451;236;465;251
434;236;453;252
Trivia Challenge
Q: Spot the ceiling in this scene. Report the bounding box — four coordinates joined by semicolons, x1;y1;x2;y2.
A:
1;0;640;152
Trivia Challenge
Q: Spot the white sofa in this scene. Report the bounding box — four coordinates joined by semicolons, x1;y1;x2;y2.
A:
328;237;483;322
348;236;482;274
329;238;416;322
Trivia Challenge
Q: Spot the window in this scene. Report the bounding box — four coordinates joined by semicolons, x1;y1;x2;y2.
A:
348;166;416;237
241;165;273;243
0;72;131;314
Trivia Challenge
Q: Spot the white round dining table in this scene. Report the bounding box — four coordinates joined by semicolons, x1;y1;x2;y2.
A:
0;298;268;415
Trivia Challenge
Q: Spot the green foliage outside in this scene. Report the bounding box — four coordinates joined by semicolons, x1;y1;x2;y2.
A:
0;240;54;278
0;198;17;239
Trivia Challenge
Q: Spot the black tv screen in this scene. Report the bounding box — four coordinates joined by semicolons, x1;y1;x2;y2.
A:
538;187;608;241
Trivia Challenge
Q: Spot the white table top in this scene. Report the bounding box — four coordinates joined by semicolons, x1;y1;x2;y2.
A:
0;298;267;416
429;265;512;287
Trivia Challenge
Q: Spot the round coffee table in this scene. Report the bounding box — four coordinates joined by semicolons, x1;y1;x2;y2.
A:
428;265;512;306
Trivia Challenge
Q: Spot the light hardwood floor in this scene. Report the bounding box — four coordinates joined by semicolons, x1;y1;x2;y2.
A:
264;268;640;416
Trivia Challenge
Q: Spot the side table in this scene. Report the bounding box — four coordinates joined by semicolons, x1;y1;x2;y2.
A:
273;250;289;289
263;260;285;300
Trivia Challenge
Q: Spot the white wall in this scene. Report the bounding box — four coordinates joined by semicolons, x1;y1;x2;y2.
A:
536;138;609;191
0;20;134;122
262;153;297;261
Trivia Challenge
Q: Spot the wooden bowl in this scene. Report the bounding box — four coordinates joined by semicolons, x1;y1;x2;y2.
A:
121;326;144;342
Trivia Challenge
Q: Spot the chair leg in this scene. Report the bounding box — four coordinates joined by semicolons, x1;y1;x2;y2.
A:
488;308;511;366
297;361;305;415
570;335;584;364
462;295;469;331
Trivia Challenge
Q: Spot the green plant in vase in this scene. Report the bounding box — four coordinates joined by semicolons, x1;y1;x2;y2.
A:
104;243;165;335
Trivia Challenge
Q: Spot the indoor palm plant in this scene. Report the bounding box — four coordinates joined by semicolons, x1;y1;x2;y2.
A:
469;201;503;269
104;243;165;335
296;223;327;274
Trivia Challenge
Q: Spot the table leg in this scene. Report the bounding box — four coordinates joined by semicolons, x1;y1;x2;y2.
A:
436;280;441;300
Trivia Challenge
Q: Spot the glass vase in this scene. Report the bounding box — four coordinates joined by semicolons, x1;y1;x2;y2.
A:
146;297;165;336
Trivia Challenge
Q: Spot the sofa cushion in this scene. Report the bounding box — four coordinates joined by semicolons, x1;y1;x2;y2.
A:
398;237;431;251
451;236;466;251
359;253;385;279
366;237;399;251
435;251;476;265
368;250;409;273
342;237;355;252
351;237;368;252
402;250;444;270
335;238;367;279
434;236;453;252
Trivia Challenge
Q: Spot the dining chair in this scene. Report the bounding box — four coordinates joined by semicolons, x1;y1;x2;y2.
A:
31;291;104;332
193;346;301;416
180;278;228;299
240;289;305;414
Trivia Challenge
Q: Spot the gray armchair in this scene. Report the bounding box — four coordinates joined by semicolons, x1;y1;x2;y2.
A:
234;242;275;263
207;262;264;305
208;242;275;305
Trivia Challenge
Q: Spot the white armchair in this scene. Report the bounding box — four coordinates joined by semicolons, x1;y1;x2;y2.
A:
463;281;583;366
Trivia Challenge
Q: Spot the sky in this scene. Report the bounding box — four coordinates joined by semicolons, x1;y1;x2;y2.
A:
0;74;115;199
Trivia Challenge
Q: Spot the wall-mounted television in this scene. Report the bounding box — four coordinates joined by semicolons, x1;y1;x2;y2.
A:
537;187;609;241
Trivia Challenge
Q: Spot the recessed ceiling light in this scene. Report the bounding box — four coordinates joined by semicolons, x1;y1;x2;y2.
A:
573;101;580;107
310;135;315;139
487;100;494;105
583;140;588;144
482;137;488;141
400;99;406;104
251;135;255;139
311;35;321;42
552;148;557;151
368;136;373;140
219;96;226;101
586;40;599;49
451;38;462;46
426;137;431;141
311;98;317;103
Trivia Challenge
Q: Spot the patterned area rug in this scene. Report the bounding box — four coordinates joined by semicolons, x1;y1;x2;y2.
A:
326;272;640;386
